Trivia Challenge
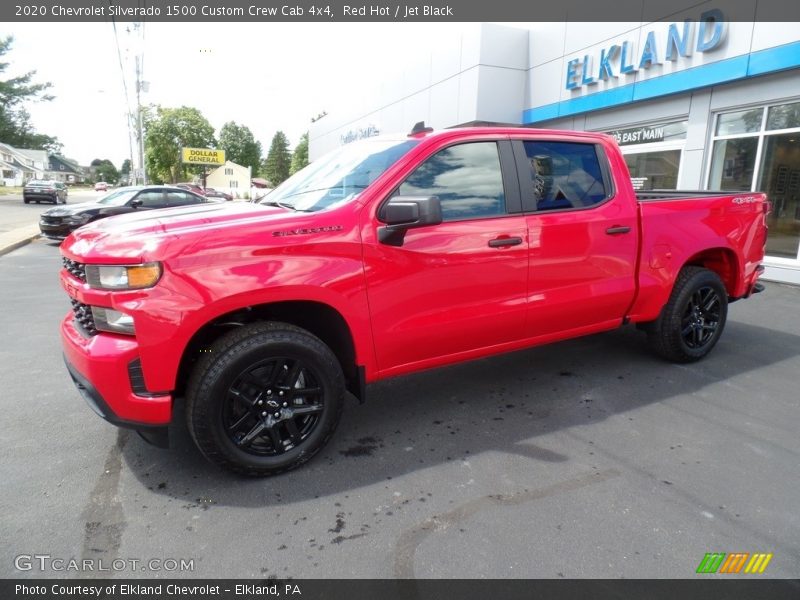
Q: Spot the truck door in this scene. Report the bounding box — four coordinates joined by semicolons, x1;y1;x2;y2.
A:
514;139;638;338
362;140;529;375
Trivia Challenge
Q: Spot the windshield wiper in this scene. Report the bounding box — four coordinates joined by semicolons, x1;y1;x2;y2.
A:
259;200;296;210
280;185;369;200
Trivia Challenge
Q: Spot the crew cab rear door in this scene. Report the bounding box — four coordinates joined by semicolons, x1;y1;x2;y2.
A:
361;138;529;375
513;136;639;337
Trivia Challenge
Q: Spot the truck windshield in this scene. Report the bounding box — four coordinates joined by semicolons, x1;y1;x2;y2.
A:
259;138;419;212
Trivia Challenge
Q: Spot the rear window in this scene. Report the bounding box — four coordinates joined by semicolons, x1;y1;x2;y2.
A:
523;141;608;211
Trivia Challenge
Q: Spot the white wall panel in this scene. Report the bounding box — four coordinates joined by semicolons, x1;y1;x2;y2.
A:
476;67;527;124
527;60;565;108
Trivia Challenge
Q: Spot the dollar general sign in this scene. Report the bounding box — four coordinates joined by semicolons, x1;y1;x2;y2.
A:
181;147;225;166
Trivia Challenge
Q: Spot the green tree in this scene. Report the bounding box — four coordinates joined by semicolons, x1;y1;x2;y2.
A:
119;159;131;184
290;132;309;175
0;36;61;151
91;158;119;184
144;105;216;183
218;121;261;173
262;131;291;186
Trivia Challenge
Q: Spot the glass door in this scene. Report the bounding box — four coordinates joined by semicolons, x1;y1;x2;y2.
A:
759;103;800;259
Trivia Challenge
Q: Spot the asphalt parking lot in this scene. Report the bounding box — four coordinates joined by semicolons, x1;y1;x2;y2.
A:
0;190;98;234
1;238;798;579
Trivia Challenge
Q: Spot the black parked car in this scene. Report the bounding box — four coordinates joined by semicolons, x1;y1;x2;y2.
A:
23;180;68;204
39;185;213;241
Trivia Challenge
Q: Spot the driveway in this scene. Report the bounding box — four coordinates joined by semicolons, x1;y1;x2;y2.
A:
0;239;798;579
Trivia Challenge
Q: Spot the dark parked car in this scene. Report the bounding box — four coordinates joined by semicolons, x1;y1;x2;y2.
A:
24;180;68;204
39;185;210;241
175;183;206;196
204;187;233;201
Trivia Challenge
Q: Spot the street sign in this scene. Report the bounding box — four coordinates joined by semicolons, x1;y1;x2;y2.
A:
181;147;225;166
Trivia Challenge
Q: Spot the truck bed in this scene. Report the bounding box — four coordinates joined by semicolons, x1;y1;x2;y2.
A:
636;190;739;201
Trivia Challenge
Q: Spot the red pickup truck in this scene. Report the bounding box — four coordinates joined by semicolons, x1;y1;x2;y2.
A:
59;125;768;476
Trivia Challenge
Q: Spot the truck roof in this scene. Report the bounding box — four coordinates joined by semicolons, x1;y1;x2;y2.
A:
405;124;616;144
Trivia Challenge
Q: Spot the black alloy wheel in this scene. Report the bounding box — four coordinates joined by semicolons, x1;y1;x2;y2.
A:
680;286;722;350
224;357;325;456
186;322;345;476
647;266;729;363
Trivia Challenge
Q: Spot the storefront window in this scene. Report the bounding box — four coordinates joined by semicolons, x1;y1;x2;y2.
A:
606;120;686;191
708;138;758;191
624;150;681;190
708;101;800;259
767;102;800;131
759;133;800;258
715;108;763;135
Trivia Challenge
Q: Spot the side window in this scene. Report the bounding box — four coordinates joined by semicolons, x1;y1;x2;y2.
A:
134;191;168;208
524;141;608;211
398;142;506;221
167;191;200;206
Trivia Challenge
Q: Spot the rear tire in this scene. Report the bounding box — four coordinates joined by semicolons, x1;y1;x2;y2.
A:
24;199;30;204
185;322;345;476
648;267;728;363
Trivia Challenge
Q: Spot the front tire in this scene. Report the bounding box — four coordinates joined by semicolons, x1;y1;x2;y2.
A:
185;322;345;476
648;267;728;363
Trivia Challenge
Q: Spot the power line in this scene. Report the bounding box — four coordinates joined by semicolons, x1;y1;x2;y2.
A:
108;0;135;181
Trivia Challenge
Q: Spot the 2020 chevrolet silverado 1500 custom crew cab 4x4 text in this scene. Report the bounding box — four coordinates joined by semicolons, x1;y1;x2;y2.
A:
58;125;769;475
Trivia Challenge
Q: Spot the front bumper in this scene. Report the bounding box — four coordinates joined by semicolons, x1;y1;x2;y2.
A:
39;220;75;240
61;313;173;431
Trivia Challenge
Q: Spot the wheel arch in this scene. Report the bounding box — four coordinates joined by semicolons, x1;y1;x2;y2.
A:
175;300;364;402
683;247;740;297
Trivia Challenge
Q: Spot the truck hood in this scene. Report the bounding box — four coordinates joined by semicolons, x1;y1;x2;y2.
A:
41;201;109;216
61;201;337;263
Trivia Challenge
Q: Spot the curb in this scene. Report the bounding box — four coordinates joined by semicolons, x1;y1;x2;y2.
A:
0;225;42;257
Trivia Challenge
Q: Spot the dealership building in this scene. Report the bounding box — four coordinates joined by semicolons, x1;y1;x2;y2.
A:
309;10;800;284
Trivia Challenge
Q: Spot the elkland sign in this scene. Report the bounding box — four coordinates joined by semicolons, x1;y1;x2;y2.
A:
565;9;727;91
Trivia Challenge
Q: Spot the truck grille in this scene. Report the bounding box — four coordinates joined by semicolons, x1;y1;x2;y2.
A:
62;257;86;282
70;299;97;336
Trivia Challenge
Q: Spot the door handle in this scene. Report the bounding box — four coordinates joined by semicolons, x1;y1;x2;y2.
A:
488;236;523;248
606;226;631;235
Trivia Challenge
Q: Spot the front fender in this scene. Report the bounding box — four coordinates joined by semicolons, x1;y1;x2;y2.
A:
120;251;372;393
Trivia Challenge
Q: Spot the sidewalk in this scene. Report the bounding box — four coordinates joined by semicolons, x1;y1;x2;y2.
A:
0;223;41;256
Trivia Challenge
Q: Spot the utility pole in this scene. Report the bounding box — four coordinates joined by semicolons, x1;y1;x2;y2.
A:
135;55;146;185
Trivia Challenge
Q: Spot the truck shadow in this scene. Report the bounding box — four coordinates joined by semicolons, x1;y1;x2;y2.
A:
121;318;800;506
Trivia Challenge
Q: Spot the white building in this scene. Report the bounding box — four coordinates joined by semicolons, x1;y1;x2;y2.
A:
0;142;47;185
310;10;800;284
206;160;252;200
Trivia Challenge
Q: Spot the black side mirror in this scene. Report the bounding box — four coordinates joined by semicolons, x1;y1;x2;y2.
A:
378;196;442;246
130;199;143;209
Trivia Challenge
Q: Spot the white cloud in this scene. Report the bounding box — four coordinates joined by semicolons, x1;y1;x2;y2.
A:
7;22;469;167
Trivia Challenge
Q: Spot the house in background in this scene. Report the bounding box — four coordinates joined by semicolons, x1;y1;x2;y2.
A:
0;142;46;185
250;177;273;202
1;141;89;186
204;160;252;199
48;155;85;183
